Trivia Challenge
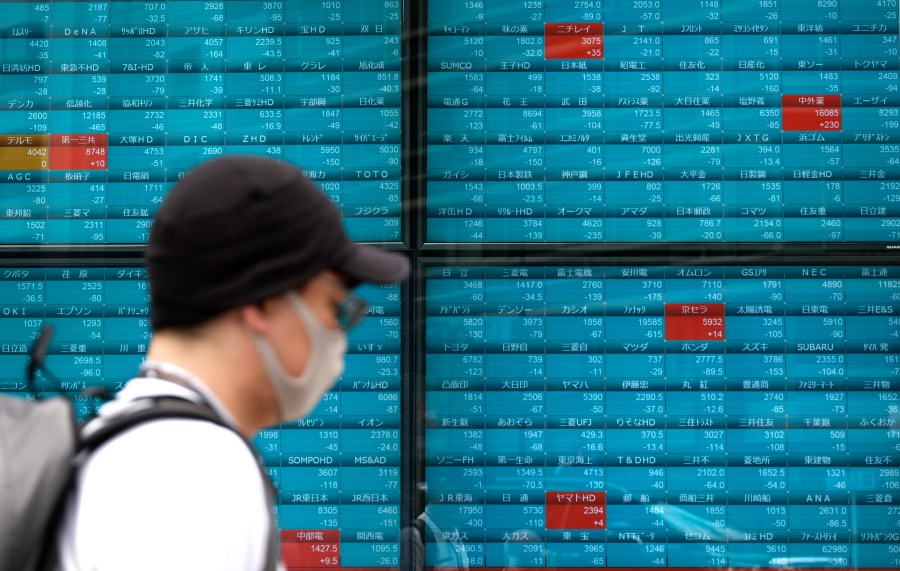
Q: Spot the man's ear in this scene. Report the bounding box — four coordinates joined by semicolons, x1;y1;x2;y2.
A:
241;303;269;335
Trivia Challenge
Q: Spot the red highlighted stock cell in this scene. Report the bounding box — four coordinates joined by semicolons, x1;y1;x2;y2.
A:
782;95;842;132
545;491;607;530
544;23;604;59
281;529;341;569
48;134;109;170
664;303;725;341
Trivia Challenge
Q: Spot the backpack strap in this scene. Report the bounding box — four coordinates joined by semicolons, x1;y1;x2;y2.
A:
42;396;278;571
77;396;228;453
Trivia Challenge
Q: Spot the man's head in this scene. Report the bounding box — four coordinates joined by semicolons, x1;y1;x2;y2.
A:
146;154;408;330
145;155;409;425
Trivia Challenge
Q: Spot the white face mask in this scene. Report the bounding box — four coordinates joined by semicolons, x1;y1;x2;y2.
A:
252;291;348;422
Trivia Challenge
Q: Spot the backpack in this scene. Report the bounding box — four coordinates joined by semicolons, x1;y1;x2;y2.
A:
0;393;232;571
0;325;278;571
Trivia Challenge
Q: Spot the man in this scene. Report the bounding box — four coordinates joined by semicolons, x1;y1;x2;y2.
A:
56;155;409;570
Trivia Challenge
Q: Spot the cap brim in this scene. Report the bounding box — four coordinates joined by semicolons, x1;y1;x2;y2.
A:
335;245;410;285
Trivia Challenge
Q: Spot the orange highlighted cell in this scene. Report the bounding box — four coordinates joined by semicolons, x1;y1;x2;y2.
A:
0;134;51;170
0;147;48;171
281;529;340;569
782;95;842;132
545;23;604;59
546;491;607;530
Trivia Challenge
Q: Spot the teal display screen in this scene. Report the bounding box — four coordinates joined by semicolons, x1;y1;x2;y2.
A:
0;1;401;244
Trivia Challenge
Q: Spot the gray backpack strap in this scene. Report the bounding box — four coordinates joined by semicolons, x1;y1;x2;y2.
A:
82;396;280;571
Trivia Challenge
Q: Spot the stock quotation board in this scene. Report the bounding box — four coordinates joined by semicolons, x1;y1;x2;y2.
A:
426;1;900;243
0;1;401;244
0;267;404;570
423;263;900;569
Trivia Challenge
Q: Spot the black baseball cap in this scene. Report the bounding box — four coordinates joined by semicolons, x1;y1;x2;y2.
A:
146;155;409;330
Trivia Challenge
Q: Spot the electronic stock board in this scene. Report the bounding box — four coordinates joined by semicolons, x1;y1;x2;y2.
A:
422;260;900;570
421;1;899;569
0;1;402;244
425;1;900;244
1;1;899;570
0;1;404;569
